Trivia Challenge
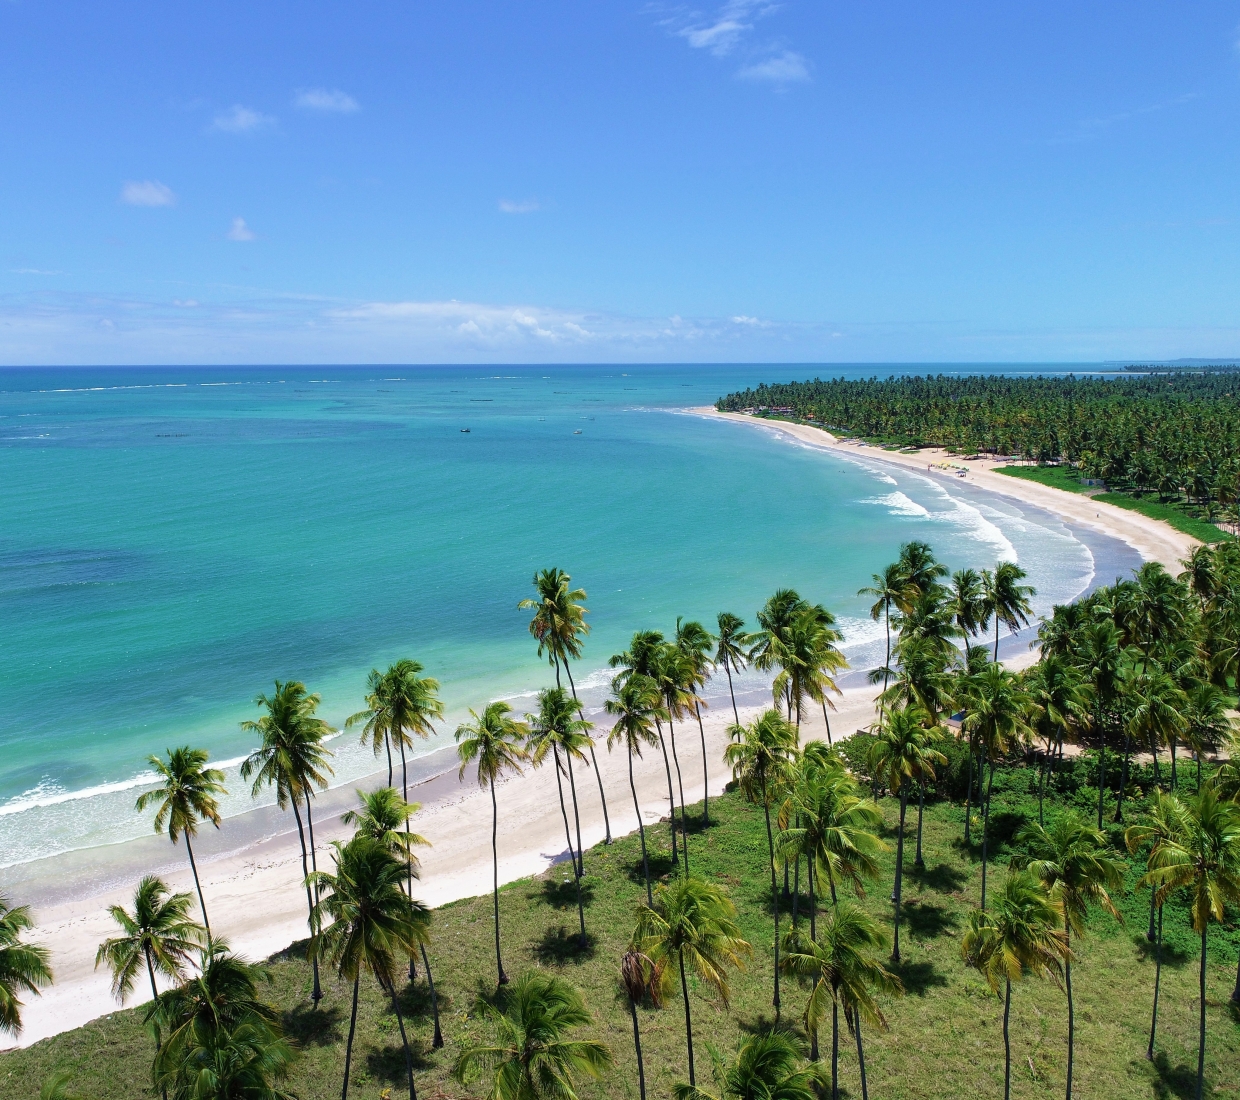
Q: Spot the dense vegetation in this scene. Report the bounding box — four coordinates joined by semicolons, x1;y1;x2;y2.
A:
2;549;1240;1100
716;373;1240;531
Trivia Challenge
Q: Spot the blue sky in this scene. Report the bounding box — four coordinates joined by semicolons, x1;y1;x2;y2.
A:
3;1;1240;364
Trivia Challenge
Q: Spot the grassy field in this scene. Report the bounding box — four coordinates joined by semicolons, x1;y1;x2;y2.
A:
2;770;1238;1100
995;465;1097;496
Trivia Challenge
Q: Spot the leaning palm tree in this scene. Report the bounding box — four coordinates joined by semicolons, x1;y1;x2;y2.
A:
0;895;52;1040
676;617;716;826
1013;812;1124;1100
780;903;902;1096
868;707;946;963
135;747;227;933
1132;786;1240;1100
95;875;203;1090
652;641;697;872
673;1030;826;1100
634;876;750;1087
310;836;431;1100
605;674;664;905
241;679;335;1003
961;872;1068;1100
456;701;530;986
715;612;756;725
982;560;1035;661
724;709;798;1020
859;564;916;713
454;970;613;1099
619;951;659;1100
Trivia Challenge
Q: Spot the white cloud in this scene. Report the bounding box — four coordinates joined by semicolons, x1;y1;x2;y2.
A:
120;180;176;206
294;88;359;113
738;50;810;84
674;1;765;57
498;198;540;214
211;105;275;133
226;217;256;242
11;268;63;276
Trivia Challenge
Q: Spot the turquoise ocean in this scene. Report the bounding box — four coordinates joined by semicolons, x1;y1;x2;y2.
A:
0;364;1133;871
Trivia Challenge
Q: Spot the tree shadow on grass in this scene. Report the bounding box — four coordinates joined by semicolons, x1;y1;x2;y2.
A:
737;1011;803;1041
1146;1050;1199;1100
282;1002;344;1047
625;849;677;888
892;959;948;997
909;861;968;894
902;900;959;939
535;877;596;910
363;1034;434;1082
396;979;452;1021
1131;935;1193;968
986;810;1027;849
534;925;597;965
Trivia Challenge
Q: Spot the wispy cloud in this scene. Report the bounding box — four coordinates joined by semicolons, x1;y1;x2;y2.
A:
1052;92;1197;144
211;105;276;134
498;198;540;214
294;88;359;113
656;2;810;86
738;50;809;84
10;268;64;276
120;180;176;206
226;217;256;242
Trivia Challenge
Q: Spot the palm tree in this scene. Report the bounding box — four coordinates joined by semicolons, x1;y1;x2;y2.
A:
673;1031;826;1100
780;904;902;1096
634;876;750;1087
1076;618;1127;827
241;679;335;1003
1023;655;1091;825
519;568;612;843
1013;812;1124;1100
157;1019;298;1100
897;540;948;599
982;561;1035;661
456;701;530;986
453;970;613;1099
135;747;227;933
1127;666;1188;806
0;895;52;1039
715;612;755;725
1183;682;1232;788
948;567;986;640
859;564;916;714
311;836;431;1100
652;641;696;872
869;707;946;962
752;588;807;720
724;709;798;1019
677;618;716;826
95;876;202;1089
605;674;663;905
619;951;659;1100
1132;786;1240;1099
527;687;593;946
961;872;1068;1100
38;1072;79;1100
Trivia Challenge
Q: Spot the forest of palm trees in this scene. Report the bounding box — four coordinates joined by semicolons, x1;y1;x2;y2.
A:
2;548;1240;1100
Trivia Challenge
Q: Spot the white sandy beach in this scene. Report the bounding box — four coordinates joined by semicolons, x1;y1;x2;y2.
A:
9;411;1192;1049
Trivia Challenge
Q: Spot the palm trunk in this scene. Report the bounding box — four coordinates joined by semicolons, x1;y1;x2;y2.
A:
808;857;817;942
1196;925;1207;1100
1147;904;1163;1059
145;947;167;1100
964;740;974;845
695;702;710;827
822;700;834;746
628;994;647;1100
1150;730;1162;790
564;660;612;843
183;833;210;935
668;714;690;874
914;781;926;869
762;777;781;1018
980;754;994;910
400;739;415;976
724;660;740;725
1116;729;1131;823
388;982;417;1100
420;943;443;1048
385;733;393;788
856;1013;869;1100
628;748;652;906
655;720;679;865
341;974;360;1100
551;745;577;870
679;950;696;1086
892;790;907;963
1233;943;1240;1004
880;606;891;721
490;779;507;985
565;750;587;878
290;796;322;1003
831;999;840;1100
1170;736;1178;790
1065;922;1074;1100
1096;736;1107;830
994;613;1000;662
305;793;321;897
1003;978;1013;1100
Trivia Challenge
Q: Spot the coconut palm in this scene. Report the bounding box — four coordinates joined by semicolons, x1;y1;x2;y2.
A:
724;708;798;1019
1023;655;1091;825
519;568;612;844
1183;682;1232;788
38;1072;79;1100
869;707;946;962
454;970;613;1100
619;951;659;1100
780;903;902;1095
1130;786;1240;1099
157;1019;298;1100
241;679;335;1003
135;747;227;933
0;895;52;1039
897;540;948;599
751;588;808;720
715;612;756;725
673;1030;826;1100
310;836;431;1100
961;872;1068;1100
456;701;530;986
634;876;750;1087
1013;812;1124;1100
982;561;1035;661
652;641;697;872
1075;618;1128;826
527;687;593;946
948;567;987;640
859;564;916;714
605;674;663;905
676;617;716;826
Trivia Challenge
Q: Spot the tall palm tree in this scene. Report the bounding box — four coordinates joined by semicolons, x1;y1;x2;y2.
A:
1013;812;1124;1100
1023;655;1091;825
780;904;902;1095
135;747;227;933
752;589;807;720
453;970;613;1099
620;951;659;1100
961;872;1068;1100
948;567;986;640
519;568;612;843
634;876;750;1087
653;641;696;872
456;701;530;986
1183;682;1232;789
673;1031;826;1100
95;876;203;1092
897;540;948;599
982;561;1035;661
1075;618;1128;826
869;707;946;962
1127;666;1188;807
677;618;716;826
859;564;916;715
311;836;431;1100
715;612;756;725
527;687;593;946
724;709;798;1019
0;895;52;1040
241;679;335;1003
158;1019;298;1100
1132;786;1240;1099
605;674;664;905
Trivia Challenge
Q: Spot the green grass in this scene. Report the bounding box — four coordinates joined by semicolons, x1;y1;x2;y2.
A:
995;465;1097;495
2;777;1238;1100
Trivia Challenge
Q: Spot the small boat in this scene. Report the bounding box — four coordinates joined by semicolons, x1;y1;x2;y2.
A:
460;428;470;433
573;429;582;434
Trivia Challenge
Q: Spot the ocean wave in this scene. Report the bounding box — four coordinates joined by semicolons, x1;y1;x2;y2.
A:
861;491;931;518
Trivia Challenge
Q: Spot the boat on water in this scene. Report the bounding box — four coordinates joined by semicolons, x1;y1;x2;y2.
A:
460;428;470;433
573;429;582;434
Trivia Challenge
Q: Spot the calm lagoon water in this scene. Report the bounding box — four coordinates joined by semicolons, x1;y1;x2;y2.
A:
0;364;1112;866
